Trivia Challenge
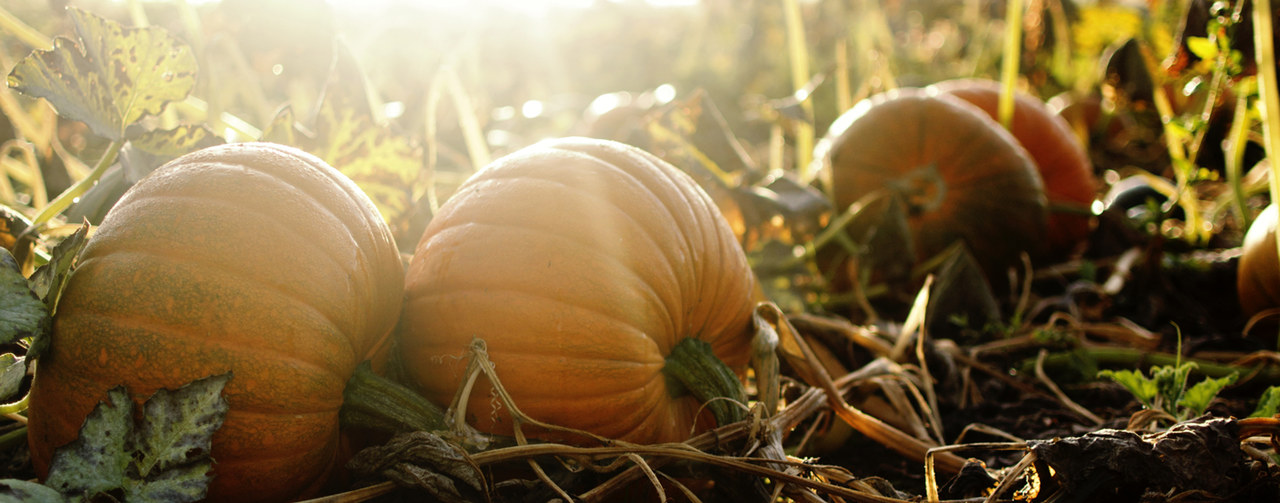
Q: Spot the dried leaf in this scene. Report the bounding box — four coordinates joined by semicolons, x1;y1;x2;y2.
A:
6;8;196;140
349;431;484;503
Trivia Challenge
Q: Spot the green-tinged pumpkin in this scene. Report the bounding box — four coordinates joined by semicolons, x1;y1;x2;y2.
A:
26;142;405;502
399;137;757;444
813;88;1050;281
1238;204;1280;321
929;78;1097;260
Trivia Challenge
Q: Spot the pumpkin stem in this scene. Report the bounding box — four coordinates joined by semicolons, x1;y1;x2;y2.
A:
340;361;447;434
888;163;946;215
662;337;747;427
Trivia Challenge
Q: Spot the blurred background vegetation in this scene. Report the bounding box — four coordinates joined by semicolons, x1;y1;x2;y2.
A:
0;0;1176;198
1;0;1262;300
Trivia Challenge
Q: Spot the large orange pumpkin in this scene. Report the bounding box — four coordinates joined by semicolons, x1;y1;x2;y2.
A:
929;78;1097;260
26;142;405;502
813;88;1049;281
399;137;757;444
1238;204;1280;321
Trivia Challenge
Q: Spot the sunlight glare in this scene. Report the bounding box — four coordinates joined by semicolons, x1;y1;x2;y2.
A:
521;100;545;119
653;84;676;104
588;92;629;117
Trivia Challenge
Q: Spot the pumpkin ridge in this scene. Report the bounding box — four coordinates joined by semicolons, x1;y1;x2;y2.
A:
662;178;745;347
205;442;331;466
188;156;386;330
560;376;677;438
422;218;676;323
463;166;696;300
647;158;749;335
480;345;665;371
433;186;675;271
53;309;348;411
106;191;361;278
518;145;705;304
407;286;664;356
151;158;362;238
245;144;395;248
78;248;360;365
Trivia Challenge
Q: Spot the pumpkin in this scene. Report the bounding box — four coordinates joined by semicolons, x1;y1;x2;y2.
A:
929;78;1097;260
399;137;757;444
1238;204;1280;321
813;88;1049;281
26;142;405;502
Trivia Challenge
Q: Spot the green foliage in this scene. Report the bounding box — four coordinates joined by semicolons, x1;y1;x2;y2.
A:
45;388;132;498
1098;367;1161;409
0;248;47;345
0;480;64;503
34;373;232;503
1099;362;1238;422
1176;373;1239;417
272;42;425;236
0;354;26;403
129;125;222;159
1249;387;1280;418
6;8;196;141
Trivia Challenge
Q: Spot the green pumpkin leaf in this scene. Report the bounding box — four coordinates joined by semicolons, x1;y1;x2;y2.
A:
304;42;423;233
0;248;48;346
5;8;197;140
0;354;27;401
131;373;230;479
45;386;133;498
44;374;231;503
125;464;218;503
125;373;231;502
129;124;222;159
1177;372;1238;418
0;479;66;503
1099;368;1158;409
1150;362;1195;411
1250;386;1280;418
